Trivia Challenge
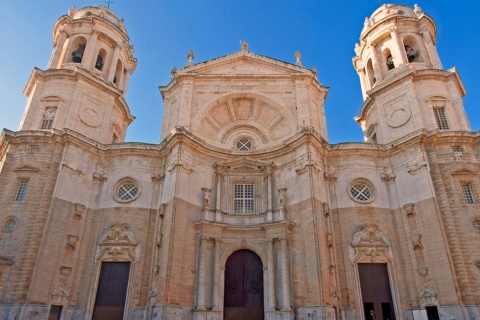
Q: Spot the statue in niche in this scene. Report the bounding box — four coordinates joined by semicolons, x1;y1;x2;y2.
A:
201;187;211;210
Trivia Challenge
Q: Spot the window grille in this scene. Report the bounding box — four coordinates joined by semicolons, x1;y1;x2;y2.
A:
234;184;254;214
433;108;449;130
473;219;480;231
15;180;29;201
117;183;139;201
5;219;17;231
462;183;475;204
41;119;53;129
351;183;372;202
452;146;463;152
236;139;252;151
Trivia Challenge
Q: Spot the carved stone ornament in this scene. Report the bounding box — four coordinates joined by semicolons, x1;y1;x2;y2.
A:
0;256;14;266
51;285;69;305
66;235;79;248
96;223;138;262
151;173;165;181
201;187;212;210
330;285;339;306
410;233;423;249
60;266;72;275
403;203;415;215
380;173;396;183
149;287;158;306
93;172;108;182
351;223;392;263
74;203;85;216
325;233;333;247
419;286;439;307
240;40;248;52
322;202;331;216
407;161;427;176
169;160;193;174
323;172;338;182
417;265;428;276
278;188;287;208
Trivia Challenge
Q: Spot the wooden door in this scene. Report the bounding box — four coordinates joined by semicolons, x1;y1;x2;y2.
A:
358;263;396;320
93;262;131;320
48;305;62;320
224;250;264;320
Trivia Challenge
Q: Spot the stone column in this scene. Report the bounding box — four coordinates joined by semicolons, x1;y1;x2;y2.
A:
357;69;368;100
421;29;443;69
266;169;273;221
48;29;68;69
390;28;407;66
280;238;291;310
108;43;122;82
196;236;208;309
215;171;222;221
267;239;275;310
212;238;222;310
82;30;99;69
121;68;133;98
369;44;383;82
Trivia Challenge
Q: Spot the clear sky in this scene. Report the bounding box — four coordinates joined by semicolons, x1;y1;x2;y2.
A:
0;1;478;144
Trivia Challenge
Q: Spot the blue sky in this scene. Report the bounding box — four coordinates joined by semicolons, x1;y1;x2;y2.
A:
0;1;478;144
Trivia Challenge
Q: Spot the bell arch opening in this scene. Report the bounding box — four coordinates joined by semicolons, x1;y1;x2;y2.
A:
224;249;264;320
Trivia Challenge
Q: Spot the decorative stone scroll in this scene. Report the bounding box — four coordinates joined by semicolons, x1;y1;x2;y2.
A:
96;223;138;262
351;223;392;263
419;286;439;307
51;285;70;305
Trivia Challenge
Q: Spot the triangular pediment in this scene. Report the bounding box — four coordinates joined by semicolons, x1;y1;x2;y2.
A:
214;157;275;171
178;51;313;77
14;165;39;172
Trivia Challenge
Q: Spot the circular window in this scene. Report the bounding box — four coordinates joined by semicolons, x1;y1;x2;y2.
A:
113;178;140;203
348;178;375;203
473;219;480;231
3;217;18;232
236;138;252;151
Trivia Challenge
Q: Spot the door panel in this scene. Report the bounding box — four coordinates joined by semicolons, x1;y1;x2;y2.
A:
224;250;264;320
358;263;396;320
93;262;131;320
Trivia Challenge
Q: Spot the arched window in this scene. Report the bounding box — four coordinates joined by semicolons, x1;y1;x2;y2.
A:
403;35;423;63
95;49;107;71
113;59;123;86
71;36;87;63
383;48;395;70
366;59;375;88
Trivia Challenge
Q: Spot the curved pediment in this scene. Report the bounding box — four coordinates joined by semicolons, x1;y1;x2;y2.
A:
192;93;295;149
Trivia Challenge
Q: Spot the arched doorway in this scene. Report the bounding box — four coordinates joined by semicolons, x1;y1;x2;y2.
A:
224;249;264;320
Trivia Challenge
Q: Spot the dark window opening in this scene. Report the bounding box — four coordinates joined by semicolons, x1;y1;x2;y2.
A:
425;306;440;320
386;55;395;70
48;305;62;320
405;45;418;63
95;55;104;70
72;44;85;63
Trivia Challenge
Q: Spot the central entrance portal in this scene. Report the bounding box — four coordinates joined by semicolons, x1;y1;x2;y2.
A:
224;249;264;320
358;263;396;320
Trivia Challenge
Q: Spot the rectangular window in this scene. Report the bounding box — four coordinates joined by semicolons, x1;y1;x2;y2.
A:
234;184;254;214
462;183;475;204
433;108;449;130
452;145;463;152
40;107;57;130
41;119;53;129
15;180;29;201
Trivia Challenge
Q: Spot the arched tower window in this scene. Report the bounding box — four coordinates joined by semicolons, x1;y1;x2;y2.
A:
383;48;395;70
113;60;123;86
366;59;375;88
403;35;423;63
95;49;107;71
71;36;87;63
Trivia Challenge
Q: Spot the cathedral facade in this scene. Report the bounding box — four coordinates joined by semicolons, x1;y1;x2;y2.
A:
0;4;479;320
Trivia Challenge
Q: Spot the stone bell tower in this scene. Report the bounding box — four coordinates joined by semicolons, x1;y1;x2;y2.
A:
18;5;136;144
353;4;470;144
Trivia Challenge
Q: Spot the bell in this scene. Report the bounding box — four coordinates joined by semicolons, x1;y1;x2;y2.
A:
72;53;83;63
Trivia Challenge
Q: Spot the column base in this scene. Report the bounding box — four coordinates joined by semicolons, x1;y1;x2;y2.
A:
296;305;336;320
192;308;222;320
